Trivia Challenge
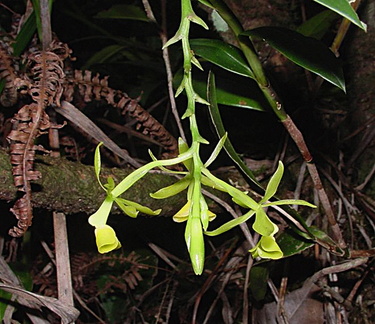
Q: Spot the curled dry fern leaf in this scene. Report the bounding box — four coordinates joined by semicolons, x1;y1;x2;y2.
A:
63;70;178;155
7;42;66;237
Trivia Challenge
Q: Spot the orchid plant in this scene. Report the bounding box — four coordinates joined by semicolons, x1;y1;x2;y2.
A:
88;0;316;275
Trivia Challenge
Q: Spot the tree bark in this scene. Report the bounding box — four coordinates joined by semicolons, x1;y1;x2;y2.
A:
0;149;228;217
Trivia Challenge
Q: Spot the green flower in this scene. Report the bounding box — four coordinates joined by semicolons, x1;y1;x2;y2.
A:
95;225;122;253
89;143;169;254
205;161;316;261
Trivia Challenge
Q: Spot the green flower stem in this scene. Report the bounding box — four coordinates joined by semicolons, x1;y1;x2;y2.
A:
207;0;287;121
207;0;265;84
163;0;214;274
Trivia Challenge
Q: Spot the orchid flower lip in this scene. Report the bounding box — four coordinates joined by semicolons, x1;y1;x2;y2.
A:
95;224;122;254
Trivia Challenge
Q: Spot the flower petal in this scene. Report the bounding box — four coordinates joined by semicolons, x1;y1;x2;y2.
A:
205;210;255;236
150;177;191;199
95;225;122;253
204;133;227;168
261;161;284;203
178;137;194;171
115;198;138;218
116;197;161;216
249;236;283;260
173;201;190;223
200;197;210;231
88;196;114;227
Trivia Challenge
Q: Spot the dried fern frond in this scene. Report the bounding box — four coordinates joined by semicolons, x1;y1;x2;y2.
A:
7;103;51;236
64;70;178;155
7;42;67;237
26;50;65;106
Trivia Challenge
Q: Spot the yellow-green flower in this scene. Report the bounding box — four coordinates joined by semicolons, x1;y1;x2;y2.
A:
95;224;122;253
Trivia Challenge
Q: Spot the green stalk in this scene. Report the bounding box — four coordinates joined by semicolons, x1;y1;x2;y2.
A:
207;0;287;121
207;0;265;84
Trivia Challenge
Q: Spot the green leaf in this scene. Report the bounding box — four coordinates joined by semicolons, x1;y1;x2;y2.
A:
191;39;254;78
0;78;6;96
277;229;314;257
84;44;127;69
197;0;215;9
31;0;42;41
313;0;366;31
175;68;265;111
249;265;269;301
30;0;54;45
243;27;346;91
95;5;149;22
13;11;37;56
261;161;284;203
209;79;263;110
0;289;12;321
207;72;265;191
297;10;338;39
308;226;346;256
213;82;264;110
